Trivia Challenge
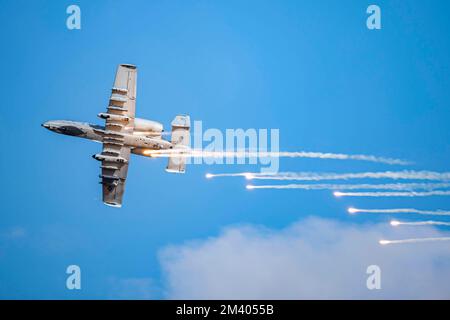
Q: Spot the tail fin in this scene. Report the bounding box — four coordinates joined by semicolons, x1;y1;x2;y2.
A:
166;115;190;173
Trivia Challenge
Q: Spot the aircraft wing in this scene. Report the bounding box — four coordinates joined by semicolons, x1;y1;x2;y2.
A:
99;63;137;131
101;146;130;207
97;64;137;207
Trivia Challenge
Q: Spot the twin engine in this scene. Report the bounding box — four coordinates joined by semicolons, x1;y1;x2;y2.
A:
133;118;163;136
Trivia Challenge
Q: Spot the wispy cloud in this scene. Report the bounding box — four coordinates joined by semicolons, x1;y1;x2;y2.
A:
159;218;450;299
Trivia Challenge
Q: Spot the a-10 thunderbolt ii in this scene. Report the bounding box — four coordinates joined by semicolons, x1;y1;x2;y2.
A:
42;64;190;207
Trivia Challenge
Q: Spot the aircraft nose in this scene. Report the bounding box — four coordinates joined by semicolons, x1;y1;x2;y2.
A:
41;121;52;129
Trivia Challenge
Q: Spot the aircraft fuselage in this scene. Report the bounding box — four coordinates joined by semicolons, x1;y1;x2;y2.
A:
41;120;174;156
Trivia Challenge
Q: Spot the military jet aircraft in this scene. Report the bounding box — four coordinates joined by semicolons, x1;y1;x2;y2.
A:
42;64;190;207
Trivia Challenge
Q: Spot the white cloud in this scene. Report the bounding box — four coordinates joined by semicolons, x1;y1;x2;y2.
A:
159;217;450;299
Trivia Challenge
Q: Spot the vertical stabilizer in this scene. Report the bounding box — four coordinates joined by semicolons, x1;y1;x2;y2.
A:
166;115;190;173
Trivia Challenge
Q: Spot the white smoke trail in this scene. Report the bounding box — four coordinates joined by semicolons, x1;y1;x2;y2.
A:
246;182;450;191
206;172;254;179
333;190;450;197
206;170;450;181
347;208;450;216
146;149;409;165
390;220;450;227
379;237;450;245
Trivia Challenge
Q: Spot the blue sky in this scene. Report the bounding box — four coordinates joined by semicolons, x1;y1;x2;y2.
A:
1;0;450;299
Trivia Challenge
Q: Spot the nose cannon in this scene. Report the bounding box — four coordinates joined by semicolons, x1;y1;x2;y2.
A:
41;121;53;130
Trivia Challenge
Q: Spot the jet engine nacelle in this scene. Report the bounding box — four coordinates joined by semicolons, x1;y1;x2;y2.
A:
133;118;163;134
